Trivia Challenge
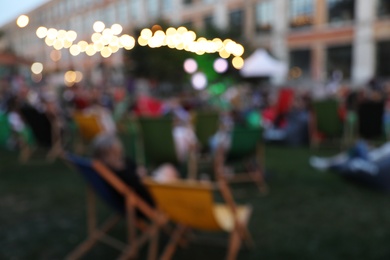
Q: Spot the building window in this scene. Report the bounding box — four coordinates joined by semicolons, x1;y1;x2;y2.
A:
229;9;244;37
289;0;314;28
148;0;159;18
328;0;355;23
183;0;193;5
106;4;116;25
162;0;173;12
118;0;129;25
326;45;352;79
255;1;273;33
377;41;390;78
378;0;390;17
130;0;140;21
289;49;312;79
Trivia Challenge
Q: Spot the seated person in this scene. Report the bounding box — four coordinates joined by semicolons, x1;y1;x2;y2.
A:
310;140;390;191
92;134;179;214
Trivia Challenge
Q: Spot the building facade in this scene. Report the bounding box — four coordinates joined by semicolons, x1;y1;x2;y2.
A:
1;0;390;86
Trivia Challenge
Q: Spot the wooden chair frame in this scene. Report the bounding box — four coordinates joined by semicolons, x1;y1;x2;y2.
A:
19;117;63;163
214;140;268;195
144;175;254;260
66;160;168;260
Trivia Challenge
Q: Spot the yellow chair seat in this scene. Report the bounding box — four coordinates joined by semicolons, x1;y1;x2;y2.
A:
213;204;252;232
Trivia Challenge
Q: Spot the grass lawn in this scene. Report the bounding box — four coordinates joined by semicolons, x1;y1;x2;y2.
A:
1;146;390;260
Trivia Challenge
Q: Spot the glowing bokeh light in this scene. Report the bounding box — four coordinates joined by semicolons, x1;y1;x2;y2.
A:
101;46;112;58
214;58;229;73
64;71;77;83
16;15;29;28
77;41;88;52
63;40;73;48
86;45;97;56
50;50;61;62
45;37;55;46
36;27;48;38
69;45;81;56
183;59;198;74
53;40;64;50
141;28;153;39
31;62;43;74
57;30;67;40
46;28;58;40
191;72;207;90
66;30;77;42
91;32;102;43
93;21;105;33
75;71;83;83
111;24;123;35
232;56;244;70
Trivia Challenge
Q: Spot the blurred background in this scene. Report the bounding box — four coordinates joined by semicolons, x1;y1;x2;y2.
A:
1;0;390;259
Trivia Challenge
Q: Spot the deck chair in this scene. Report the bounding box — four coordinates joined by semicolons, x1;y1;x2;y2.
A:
194;111;220;153
216;127;267;193
144;178;253;260
73;112;105;154
0;113;11;149
310;99;344;149
357;100;385;142
64;154;167;260
137;117;197;179
19;106;62;162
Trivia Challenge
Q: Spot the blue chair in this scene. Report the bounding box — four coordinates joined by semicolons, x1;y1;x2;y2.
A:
64;153;165;260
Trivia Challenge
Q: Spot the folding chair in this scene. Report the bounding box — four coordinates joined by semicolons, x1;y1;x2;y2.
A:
216;127;268;194
137;117;197;179
194;111;220;153
309;99;344;149
73;112;105;154
144;178;253;260
19;106;62;162
0;113;11;149
64;154;167;260
357;100;385;143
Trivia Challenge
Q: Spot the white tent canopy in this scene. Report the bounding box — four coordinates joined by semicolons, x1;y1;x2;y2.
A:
240;49;288;80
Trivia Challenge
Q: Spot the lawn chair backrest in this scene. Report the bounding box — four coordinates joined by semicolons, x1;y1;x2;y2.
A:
20;106;52;147
358;100;384;139
138;117;178;166
312;99;342;138
276;88;294;115
228;127;262;160
0;113;11;148
65;153;124;214
194;111;219;150
73;112;104;142
144;180;221;231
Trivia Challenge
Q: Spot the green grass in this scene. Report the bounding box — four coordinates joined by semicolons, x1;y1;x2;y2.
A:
1;146;390;259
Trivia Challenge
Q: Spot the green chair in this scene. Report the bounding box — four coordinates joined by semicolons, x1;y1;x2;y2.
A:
0;113;35;160
137;117;197;179
310;99;344;148
137;117;178;167
194;111;219;152
0;113;11;149
217;127;267;193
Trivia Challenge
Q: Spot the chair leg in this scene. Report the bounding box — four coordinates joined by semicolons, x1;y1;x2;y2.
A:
160;225;187;260
226;230;241;260
148;226;160;260
19;143;32;163
66;215;120;260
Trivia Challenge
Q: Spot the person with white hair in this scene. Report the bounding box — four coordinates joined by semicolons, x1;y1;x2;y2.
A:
92;134;179;212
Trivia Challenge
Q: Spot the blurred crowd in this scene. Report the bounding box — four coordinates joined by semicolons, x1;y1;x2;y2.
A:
1;75;390;155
